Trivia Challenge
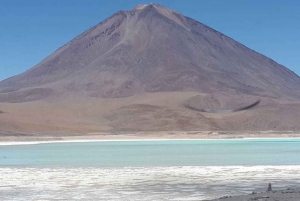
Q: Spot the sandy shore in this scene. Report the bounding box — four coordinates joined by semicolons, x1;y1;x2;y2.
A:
0;130;300;145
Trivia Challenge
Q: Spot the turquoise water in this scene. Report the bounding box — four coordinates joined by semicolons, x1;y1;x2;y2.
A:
0;139;300;167
1;139;300;200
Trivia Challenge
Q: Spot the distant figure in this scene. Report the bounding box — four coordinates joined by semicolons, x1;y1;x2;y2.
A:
267;183;272;192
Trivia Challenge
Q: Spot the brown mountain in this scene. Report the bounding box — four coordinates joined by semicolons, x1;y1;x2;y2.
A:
1;4;300;134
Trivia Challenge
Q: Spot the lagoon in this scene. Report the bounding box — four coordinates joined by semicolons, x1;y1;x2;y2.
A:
1;139;300;200
1;139;300;167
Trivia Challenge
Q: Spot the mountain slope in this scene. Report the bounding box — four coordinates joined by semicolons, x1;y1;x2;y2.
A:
1;4;300;134
1;3;300;99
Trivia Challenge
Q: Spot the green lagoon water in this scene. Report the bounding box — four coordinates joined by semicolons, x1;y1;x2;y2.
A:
0;139;300;167
1;139;300;200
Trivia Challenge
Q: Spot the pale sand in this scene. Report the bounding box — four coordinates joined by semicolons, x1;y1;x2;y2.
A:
0;131;300;145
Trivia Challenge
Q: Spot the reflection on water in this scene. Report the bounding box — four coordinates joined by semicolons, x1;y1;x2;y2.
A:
1;166;300;200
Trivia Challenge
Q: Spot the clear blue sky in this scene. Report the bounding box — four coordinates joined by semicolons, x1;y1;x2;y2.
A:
1;0;300;81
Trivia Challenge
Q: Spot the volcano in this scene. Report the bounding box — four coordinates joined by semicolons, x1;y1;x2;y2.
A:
1;4;300;134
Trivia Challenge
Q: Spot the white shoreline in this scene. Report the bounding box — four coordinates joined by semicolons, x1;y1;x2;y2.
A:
0;137;300;146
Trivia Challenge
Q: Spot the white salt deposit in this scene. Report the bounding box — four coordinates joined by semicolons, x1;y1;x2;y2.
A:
1;166;300;200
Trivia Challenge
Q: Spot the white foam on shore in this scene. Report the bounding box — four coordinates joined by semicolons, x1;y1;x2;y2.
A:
0;137;299;146
0;139;197;146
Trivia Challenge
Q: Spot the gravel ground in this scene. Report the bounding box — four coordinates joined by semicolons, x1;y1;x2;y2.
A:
207;188;300;201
